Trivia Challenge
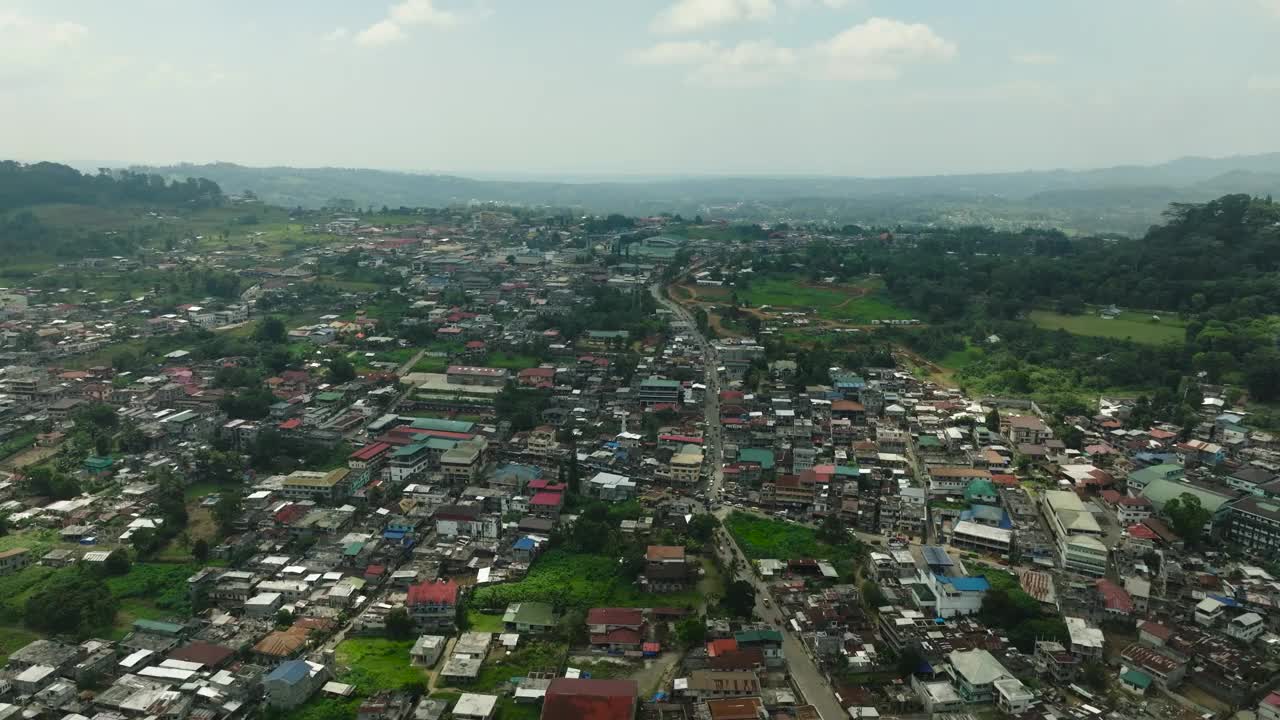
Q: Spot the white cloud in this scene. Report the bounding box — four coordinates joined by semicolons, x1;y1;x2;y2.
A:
0;10;88;62
652;0;776;34
690;39;796;86
627;41;720;65
356;0;460;47
1258;0;1280;17
356;19;406;46
629;39;795;86
325;27;350;41
816;17;956;79
1012;52;1059;66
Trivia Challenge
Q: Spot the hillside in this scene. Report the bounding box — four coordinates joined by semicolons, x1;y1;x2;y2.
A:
136;154;1280;234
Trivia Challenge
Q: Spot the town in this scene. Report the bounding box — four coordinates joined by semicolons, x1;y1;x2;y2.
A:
0;184;1279;720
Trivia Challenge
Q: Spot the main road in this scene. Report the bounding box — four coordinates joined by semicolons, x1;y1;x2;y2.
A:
651;281;849;720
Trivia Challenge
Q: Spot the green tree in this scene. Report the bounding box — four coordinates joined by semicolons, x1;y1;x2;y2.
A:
192;538;211;563
328;357;356;384
254;316;288;344
724;579;757;618
1163;493;1212;546
103;549;131;576
385;607;414;640
676;616;707;647
212;491;243;537
25;570;118;638
896;646;926;678
985;408;1001;433
861;579;888;609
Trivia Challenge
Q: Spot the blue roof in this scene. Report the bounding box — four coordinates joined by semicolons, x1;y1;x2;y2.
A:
513;537;536;550
266;659;309;685
384;530;406;540
1209;594;1240;607
921;546;953;566
935;574;990;592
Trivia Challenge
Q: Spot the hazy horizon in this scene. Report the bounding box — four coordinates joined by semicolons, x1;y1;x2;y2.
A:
7;0;1280;177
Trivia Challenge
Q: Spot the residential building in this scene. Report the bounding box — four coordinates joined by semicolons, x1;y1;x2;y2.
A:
264;659;329;709
541;679;637;720
946;649;1015;704
1227;612;1265;643
637;377;681;406
502;602;557;634
0;548;31;575
644;545;692;592
281;468;353;502
407;580;459;632
1226;496;1280;555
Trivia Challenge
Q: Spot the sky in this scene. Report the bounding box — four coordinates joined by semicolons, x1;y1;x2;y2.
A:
4;0;1280;178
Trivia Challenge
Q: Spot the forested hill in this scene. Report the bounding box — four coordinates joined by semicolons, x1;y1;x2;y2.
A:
136;154;1280;234
0;161;222;211
0;161;224;256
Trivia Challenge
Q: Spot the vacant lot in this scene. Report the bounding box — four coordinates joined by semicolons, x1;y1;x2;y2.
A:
725;511;862;563
336;637;425;691
469;550;704;611
741;276;911;324
1028;310;1185;345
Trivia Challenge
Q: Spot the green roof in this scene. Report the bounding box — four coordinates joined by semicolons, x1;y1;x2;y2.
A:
315;391;343;402
408;417;475;433
964;479;998;502
1141;477;1233;513
503;601;556;627
84;456;113;470
392;442;430;457
916;435;942;448
640;377;681;388
425;437;460;451
833;465;860;477
735;629;782;644
1121;669;1152;689
738;448;775;470
344;541;366;556
1128;463;1183;485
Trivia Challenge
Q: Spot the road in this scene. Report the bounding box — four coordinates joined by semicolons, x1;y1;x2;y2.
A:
653;280;849;720
649;282;725;500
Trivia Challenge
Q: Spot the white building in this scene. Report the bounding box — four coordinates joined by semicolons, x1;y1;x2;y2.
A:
1226;612;1264;642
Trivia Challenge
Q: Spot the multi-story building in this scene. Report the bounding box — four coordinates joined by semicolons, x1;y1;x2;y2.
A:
667;446;703;485
407;580;460;632
1225;496;1280;555
0;548;31;576
441;441;484;486
643;545;692;592
281;468;353;502
946;649;1016;704
389;443;434;485
1040;490;1107;576
637;377;681;406
445;365;509;387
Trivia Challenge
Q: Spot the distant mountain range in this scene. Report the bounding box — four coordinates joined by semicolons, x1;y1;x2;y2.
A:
136;153;1280;235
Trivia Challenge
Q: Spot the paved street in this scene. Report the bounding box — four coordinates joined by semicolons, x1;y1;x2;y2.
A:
653;281;848;720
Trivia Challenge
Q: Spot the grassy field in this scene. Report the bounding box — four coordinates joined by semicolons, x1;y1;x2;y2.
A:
336;637;426;692
466;611;506;633
0;626;41;664
469;550;705;611
464;641;567;691
725;512;862;562
412;356;450;374
741;276;911;324
1028;310;1185;345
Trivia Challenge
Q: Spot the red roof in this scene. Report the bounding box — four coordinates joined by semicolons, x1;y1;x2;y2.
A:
658;434;703;444
465;340;486;349
400;427;475;441
1140;621;1173;641
278;418;302;430
1096;579;1133;613
274;504;307;525
590;627;642;646
1148;428;1177;440
349;442;391;461
586;607;643;626
530;492;564;507
407;580;458;606
518;367;556;378
543;679;638;720
528;480;567;493
1127;523;1159;540
365;564;386;577
707;638;738;657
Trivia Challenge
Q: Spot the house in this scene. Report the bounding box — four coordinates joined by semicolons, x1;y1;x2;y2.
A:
1195;597;1226;627
454;693;499;720
644;545;693;592
411;635;446;667
407;580;460;632
503;602;557;634
1227;612;1264;643
0;547;31;575
588;472;637;501
1225;496;1280;555
587;608;644;652
733;629;783;668
1119;668;1153;696
1258;692;1280;720
1121;644;1186;687
946;649;1016;704
541;679;638;720
264;659;329;709
679;670;760;699
282;468;353;502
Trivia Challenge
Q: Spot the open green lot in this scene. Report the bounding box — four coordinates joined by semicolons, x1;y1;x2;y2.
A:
725;511;862;562
1027;309;1185;345
466;610;507;633
469;550;704;611
463;641;567;691
335;637;426;692
484;353;541;371
741;276;911;324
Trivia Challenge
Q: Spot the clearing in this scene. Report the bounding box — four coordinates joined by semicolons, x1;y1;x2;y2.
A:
739;276;912;324
1027;309;1185;345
